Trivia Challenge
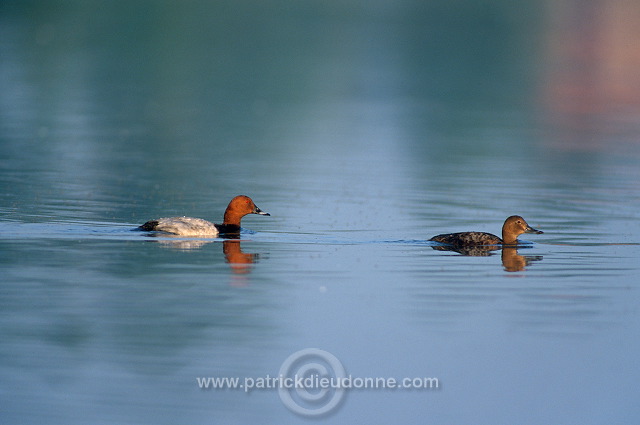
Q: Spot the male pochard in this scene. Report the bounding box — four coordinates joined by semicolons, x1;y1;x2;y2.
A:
429;215;543;246
138;195;270;236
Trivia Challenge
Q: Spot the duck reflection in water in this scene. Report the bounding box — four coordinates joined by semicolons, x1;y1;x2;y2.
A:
223;240;259;274
431;244;542;272
150;236;262;274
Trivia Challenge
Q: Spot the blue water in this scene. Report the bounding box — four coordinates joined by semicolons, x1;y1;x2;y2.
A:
2;1;640;424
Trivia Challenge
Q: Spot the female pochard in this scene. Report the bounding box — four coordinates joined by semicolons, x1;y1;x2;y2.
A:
430;215;543;246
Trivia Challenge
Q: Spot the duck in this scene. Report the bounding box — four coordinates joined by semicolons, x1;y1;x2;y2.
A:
429;215;543;247
138;195;270;236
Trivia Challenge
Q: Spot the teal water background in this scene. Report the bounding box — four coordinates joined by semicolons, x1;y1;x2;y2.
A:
2;1;640;423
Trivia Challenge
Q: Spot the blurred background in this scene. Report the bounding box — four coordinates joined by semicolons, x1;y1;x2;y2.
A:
1;1;639;424
2;0;639;223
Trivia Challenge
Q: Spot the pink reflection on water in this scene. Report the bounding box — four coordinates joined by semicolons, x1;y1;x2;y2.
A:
542;0;640;151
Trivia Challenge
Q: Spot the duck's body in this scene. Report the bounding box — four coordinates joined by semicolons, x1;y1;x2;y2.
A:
430;215;542;247
138;195;269;237
138;217;239;236
430;231;503;246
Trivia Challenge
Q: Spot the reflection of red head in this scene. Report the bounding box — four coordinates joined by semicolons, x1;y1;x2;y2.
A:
223;240;256;275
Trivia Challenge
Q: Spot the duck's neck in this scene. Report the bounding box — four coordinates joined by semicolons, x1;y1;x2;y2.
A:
223;209;243;226
501;231;518;245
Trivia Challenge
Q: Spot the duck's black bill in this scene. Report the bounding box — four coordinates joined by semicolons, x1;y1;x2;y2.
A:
254;207;270;216
525;226;543;234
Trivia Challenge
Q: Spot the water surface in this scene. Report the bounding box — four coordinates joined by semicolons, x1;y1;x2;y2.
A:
2;1;640;424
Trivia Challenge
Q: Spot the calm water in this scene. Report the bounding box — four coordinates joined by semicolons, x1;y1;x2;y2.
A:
2;1;640;424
